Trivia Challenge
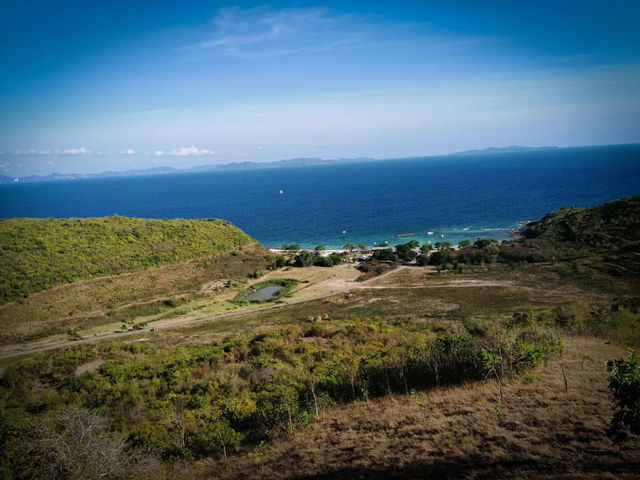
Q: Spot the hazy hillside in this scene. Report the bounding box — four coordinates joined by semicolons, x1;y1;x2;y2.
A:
0;215;256;304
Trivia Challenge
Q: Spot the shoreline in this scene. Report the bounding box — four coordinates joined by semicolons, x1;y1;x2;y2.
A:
265;229;514;253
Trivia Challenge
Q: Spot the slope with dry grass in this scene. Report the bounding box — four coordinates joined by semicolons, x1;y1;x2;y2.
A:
199;336;640;480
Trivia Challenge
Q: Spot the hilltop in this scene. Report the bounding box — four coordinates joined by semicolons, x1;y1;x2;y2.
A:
521;193;640;249
0;215;257;304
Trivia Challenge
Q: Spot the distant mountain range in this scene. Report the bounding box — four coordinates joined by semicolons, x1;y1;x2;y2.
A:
0;146;563;184
0;157;376;184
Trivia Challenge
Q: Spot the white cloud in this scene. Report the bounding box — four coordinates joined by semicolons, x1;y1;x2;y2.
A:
147;150;165;156
12;149;52;155
120;149;136;155
168;146;213;156
191;7;363;58
58;147;90;155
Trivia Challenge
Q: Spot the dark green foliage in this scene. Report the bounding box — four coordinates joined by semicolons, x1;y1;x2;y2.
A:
395;242;418;262
293;251;344;267
517;194;640;271
293;251;315;267
474;238;498;249
164;297;186;308
281;244;300;251
605;349;640;439
0;216;256;304
425;195;640;270
269;255;287;269
371;248;397;262
415;254;430;266
522;194;640;249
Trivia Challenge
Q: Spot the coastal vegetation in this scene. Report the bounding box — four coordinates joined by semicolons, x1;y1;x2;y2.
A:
1;195;639;478
0;216;257;304
0;312;560;476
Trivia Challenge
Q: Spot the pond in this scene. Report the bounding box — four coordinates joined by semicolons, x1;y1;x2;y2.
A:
244;285;283;302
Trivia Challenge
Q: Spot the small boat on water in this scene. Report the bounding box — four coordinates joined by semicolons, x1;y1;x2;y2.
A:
395;233;416;238
427;231;434;235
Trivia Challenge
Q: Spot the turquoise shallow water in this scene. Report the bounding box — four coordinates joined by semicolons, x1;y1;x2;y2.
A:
1;144;639;248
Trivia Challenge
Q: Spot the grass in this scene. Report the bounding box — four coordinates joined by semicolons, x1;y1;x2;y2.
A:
1;260;639;478
197;336;640;480
0;215;256;304
0;244;273;344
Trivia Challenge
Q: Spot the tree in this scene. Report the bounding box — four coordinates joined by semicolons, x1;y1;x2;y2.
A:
314;245;325;252
371;248;397;262
420;243;433;254
474;238;497;249
482;348;505;402
294;251;314;267
358;243;368;252
458;240;472;249
281;243;300;251
343;243;357;252
270;255;286;269
605;349;640;438
395;242;418;262
416;254;430;266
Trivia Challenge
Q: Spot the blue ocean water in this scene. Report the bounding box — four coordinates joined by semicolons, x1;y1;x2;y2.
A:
1;145;639;248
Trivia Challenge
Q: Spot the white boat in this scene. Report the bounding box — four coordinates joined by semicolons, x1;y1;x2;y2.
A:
427;231;434;235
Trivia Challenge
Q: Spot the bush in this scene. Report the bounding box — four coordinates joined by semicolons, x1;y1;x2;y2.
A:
605;349;640;438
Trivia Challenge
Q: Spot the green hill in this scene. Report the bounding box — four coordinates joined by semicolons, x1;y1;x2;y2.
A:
0;215;257;304
521;194;640;250
515;194;640;274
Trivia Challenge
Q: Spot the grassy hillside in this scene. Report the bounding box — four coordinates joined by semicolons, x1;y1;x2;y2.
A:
0;215;256;304
521;194;640;250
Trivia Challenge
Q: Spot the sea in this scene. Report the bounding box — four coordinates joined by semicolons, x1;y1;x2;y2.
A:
1;144;639;249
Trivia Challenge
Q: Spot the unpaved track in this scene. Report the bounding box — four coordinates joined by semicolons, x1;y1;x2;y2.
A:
0;266;407;360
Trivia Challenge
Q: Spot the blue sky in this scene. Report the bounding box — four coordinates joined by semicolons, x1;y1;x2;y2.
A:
1;0;639;175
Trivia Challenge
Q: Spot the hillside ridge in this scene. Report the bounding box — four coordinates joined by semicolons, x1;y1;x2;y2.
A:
0;215;257;304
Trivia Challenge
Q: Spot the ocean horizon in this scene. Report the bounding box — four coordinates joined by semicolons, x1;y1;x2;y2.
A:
1;144;639;249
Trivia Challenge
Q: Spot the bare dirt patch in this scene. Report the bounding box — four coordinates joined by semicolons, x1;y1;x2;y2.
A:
74;358;105;376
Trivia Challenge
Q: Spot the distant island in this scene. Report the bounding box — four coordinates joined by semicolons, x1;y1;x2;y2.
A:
450;145;559;156
2;144;634;184
0;156;375;184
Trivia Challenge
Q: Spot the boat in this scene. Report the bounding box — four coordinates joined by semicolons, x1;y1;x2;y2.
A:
427;231;434;235
395;233;416;238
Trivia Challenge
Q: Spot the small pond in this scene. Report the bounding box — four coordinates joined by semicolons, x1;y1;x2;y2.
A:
244;285;283;302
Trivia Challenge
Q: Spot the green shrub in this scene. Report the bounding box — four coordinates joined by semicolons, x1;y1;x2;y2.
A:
605;349;640;438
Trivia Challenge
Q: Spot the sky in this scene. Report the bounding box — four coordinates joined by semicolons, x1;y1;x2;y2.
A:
1;0;639;176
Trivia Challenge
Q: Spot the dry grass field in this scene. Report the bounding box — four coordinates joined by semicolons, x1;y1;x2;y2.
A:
0;244;273;344
197;336;640;479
